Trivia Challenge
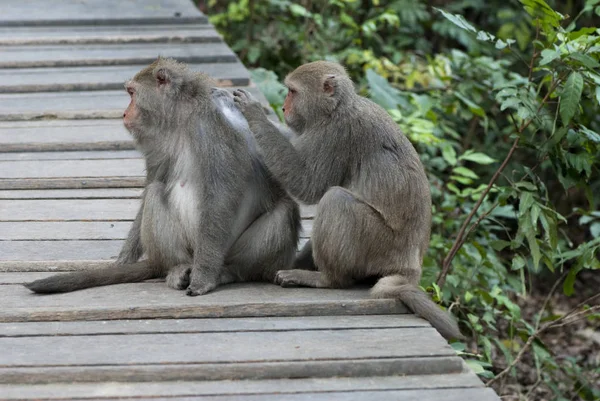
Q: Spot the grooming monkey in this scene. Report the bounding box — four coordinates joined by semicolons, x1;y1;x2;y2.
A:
25;58;300;296
232;61;463;339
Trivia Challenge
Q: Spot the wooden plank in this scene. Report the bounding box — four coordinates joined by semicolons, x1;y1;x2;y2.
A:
0;357;465;385
0;373;487;399
0;119;130;145
0;199;140;220
0;315;429;336
0;219;312;240
0;150;141;161
0;188;143;199
0;240;124;261
87;389;499;401
0;177;146;190
0;25;219;45
0;158;145;179
0;0;207;26
0;87;267;121
0;328;451;366
0;43;237;69
0;63;251;93
0;199;314;221
0;221;132;240
0;282;407;322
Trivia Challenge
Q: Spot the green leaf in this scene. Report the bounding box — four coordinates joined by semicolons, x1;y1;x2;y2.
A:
441;144;457;166
500;97;521;111
526;230;541;272
459;152;496;165
591;222;600;238
563;267;580;296
455;93;485;117
518;192;534;216
512;254;526;270
435;8;477;33
450;175;474;185
520;0;562;27
539;49;561;66
289;4;310;17
560;72;584;126
569;52;600;69
366;69;404;110
579;126;600;143
447;182;461;195
491;240;511;251
452;166;479;179
596;86;600;106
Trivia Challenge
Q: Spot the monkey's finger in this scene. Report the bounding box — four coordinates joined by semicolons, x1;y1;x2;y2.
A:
233;89;251;101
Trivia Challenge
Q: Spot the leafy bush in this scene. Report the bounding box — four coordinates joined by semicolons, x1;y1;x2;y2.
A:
204;0;600;399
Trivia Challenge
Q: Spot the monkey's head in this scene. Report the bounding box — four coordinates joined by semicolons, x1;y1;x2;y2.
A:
123;57;214;141
283;61;354;132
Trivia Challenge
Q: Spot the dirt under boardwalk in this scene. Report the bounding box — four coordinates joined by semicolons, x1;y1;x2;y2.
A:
0;0;499;399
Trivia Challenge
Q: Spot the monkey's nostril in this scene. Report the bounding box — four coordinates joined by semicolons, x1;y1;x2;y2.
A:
123;113;126;118
282;108;286;112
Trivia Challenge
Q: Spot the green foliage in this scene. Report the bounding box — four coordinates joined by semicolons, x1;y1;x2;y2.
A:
206;0;600;398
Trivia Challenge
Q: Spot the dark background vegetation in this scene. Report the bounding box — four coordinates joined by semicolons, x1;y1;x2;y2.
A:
196;1;599;399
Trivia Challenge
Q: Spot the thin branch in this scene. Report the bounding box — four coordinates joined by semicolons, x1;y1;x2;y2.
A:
437;137;519;288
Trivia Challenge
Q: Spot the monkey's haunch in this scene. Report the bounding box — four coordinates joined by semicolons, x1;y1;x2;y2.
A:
24;261;158;294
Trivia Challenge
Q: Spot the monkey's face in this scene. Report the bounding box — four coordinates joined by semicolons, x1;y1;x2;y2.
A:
282;86;307;133
123;83;139;131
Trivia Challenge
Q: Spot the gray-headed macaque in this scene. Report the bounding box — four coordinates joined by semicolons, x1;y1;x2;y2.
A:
232;61;463;340
25;58;300;296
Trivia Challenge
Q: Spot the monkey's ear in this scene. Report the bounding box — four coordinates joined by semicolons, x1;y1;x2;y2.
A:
155;69;170;87
323;75;336;96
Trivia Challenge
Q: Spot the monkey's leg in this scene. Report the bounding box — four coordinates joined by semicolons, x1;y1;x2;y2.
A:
276;186;393;289
225;199;300;283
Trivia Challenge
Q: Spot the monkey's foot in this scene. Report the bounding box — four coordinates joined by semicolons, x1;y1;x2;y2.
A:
166;264;191;290
275;270;327;288
186;282;218;296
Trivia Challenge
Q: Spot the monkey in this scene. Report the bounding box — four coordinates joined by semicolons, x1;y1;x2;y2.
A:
24;57;301;296
232;61;463;340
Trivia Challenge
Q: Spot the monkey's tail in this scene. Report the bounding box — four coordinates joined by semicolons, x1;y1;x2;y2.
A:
24;261;159;294
371;275;464;340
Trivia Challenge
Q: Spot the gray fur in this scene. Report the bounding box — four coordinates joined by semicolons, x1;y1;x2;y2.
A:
232;61;463;340
24;58;300;296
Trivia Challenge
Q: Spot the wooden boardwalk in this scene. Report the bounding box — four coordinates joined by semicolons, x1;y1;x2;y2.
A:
0;1;499;400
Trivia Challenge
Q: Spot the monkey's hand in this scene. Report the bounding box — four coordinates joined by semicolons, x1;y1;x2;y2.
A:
233;89;267;123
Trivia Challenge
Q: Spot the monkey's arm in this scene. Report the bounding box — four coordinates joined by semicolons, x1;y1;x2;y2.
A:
233;90;334;204
186;131;248;296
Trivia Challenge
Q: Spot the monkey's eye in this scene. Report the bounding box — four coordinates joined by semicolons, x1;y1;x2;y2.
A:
288;88;296;95
126;87;135;96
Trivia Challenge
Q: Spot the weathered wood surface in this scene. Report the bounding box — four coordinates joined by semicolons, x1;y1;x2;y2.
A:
0;0;498;399
0;374;489;399
0;24;219;45
0;0;207;26
2;282;406;322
